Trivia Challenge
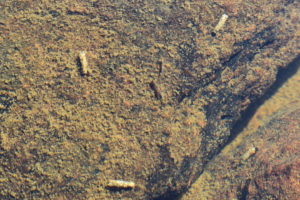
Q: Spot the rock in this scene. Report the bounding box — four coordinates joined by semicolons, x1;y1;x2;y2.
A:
246;103;300;200
0;0;299;199
182;101;300;200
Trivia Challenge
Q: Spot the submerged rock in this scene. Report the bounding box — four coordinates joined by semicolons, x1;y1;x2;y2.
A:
183;101;300;200
0;0;299;199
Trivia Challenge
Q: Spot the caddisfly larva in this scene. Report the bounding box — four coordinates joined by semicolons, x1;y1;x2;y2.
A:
242;146;257;160
214;14;229;32
78;51;90;75
106;179;136;189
